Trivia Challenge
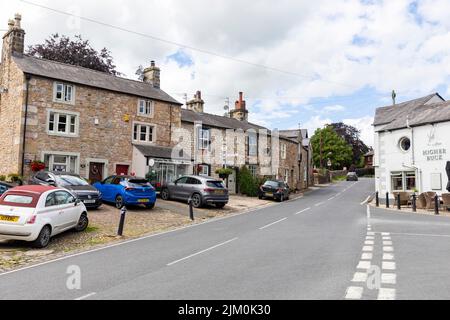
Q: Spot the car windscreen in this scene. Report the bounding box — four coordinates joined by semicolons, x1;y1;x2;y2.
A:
206;180;225;188
127;179;151;187
56;175;89;186
0;193;38;208
263;181;279;188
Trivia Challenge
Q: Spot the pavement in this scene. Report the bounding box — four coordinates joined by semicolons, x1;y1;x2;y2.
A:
1;178;450;300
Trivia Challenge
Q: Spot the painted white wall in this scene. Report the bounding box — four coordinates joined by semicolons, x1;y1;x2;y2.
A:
374;121;450;197
132;146;147;177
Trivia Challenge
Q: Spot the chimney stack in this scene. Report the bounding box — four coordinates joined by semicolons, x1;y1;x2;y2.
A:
230;91;249;121
2;13;25;60
143;60;161;89
186;90;205;113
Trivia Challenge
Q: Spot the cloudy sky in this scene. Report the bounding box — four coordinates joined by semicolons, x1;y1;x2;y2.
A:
2;0;450;146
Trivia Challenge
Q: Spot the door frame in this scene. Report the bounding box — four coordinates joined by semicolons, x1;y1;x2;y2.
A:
115;162;131;176
85;158;109;181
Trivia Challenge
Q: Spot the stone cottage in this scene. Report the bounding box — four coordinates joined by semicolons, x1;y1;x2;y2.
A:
0;14;183;182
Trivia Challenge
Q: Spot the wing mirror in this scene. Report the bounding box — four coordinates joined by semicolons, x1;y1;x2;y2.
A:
46;178;56;186
74;198;81;206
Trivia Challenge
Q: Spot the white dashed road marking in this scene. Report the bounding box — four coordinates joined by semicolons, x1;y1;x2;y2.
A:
352;272;368;283
259;218;288;230
382;261;396;270
361;253;373;260
357;261;371;270
167;237;238;266
378;288;396;300
74;292;96;300
345;286;364;299
295;208;311;215
381;273;397;285
383;253;395;260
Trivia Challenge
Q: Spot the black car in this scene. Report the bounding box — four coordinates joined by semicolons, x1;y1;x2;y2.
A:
29;171;102;209
346;172;359;181
258;180;290;202
0;181;13;196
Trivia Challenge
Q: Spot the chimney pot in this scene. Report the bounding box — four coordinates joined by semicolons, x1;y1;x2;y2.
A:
14;14;21;28
151;60;155;67
196;91;201;99
8;19;14;30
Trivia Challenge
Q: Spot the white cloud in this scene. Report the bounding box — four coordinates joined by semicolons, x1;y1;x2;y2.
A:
323;105;346;113
2;0;450;130
343;116;375;147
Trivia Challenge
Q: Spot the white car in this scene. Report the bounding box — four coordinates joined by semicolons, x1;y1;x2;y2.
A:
0;185;89;248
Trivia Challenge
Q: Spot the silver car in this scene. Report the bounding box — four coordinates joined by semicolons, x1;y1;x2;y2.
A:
160;175;229;208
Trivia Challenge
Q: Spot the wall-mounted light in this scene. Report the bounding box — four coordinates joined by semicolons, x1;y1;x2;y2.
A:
0;86;8;94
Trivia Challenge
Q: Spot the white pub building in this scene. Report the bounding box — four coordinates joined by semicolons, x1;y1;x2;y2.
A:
373;93;450;198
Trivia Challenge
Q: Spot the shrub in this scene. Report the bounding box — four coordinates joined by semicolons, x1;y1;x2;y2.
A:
215;168;234;179
8;173;23;184
237;166;259;197
355;167;375;177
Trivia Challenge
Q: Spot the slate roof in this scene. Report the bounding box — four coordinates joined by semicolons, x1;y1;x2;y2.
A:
373;93;444;128
181;109;298;143
133;144;192;161
374;93;450;131
12;54;182;105
279;129;309;140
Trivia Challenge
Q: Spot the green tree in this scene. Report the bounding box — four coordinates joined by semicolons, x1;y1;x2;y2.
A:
237;166;259;197
311;126;353;170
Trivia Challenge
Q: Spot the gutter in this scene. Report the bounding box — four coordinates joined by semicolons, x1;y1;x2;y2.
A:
20;73;31;178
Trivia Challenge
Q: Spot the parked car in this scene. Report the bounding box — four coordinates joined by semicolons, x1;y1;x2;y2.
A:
93;175;156;209
0;182;13;196
346;172;359;181
0;185;89;248
29;171;102;209
161;175;229;208
258;180;290;202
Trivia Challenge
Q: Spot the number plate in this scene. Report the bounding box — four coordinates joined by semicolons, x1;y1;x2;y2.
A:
138;199;150;203
0;215;19;223
83;200;96;204
265;192;273;197
215;190;225;195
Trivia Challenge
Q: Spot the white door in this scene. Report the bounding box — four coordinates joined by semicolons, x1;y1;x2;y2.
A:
227;170;237;194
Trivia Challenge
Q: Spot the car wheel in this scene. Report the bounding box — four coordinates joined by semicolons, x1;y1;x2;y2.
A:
31;225;51;248
191;193;203;208
161;188;170;201
74;213;89;232
145;202;155;209
215;203;226;209
115;195;124;209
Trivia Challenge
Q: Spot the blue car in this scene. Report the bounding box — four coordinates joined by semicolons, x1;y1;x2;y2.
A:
93;175;156;209
0;182;13;196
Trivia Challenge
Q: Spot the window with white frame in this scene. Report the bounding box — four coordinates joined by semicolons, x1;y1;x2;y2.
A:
44;153;79;173
133;123;155;143
138;99;154;117
54;82;74;103
248;165;257;177
198;127;210;150
281;144;287;160
47;110;79;136
248;132;257;156
391;171;416;191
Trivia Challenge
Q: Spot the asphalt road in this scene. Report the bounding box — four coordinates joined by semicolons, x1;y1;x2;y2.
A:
1;178;450;300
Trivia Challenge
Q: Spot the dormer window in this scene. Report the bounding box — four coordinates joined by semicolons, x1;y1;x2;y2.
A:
54;82;74;104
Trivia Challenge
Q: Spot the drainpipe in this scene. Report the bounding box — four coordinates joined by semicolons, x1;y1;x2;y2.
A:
20;74;31;178
406;116;415;165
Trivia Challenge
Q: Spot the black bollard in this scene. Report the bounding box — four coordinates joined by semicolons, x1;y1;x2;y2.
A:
435;195;440;215
118;206;126;236
412;194;417;212
188;198;194;221
397;193;401;210
376;191;379;207
386;192;390;208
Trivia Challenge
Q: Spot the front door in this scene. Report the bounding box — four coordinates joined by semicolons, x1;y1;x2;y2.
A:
116;164;129;176
89;162;104;183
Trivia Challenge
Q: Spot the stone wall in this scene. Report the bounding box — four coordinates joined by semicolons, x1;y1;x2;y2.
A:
21;75;181;179
0;58;24;177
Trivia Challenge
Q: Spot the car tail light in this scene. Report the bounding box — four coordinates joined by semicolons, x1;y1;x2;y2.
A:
277;188;283;193
155;183;161;188
26;215;37;224
204;188;215;193
125;187;135;191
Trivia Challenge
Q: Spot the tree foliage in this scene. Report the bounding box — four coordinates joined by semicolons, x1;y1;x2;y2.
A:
237;166;259;197
310;126;353;170
27;34;121;76
329;122;370;167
